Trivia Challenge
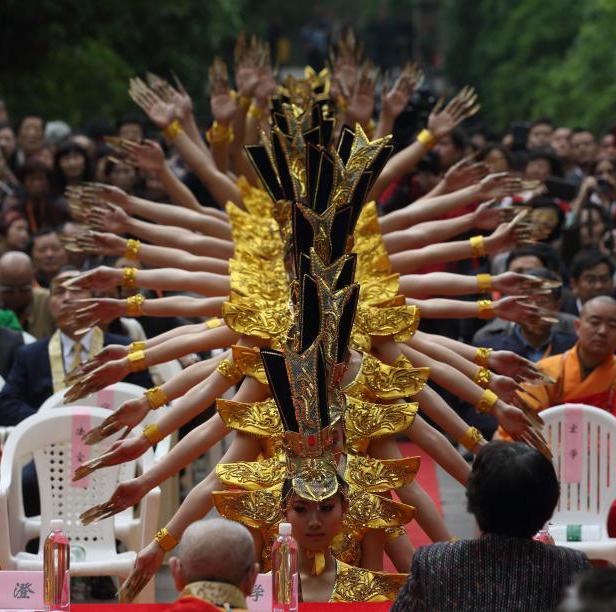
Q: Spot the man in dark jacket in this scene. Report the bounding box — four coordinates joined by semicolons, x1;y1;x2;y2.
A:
0;326;22;378
392;442;589;612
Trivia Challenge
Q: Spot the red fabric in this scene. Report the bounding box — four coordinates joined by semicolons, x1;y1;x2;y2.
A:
166;596;221;611
72;604;390;611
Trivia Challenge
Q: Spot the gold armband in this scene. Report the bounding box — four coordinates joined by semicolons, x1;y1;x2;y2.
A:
124;238;141;261
206;121;234;145
476;273;492;293
238;95;252;112
475;389;498;414
127;349;146;372
154;527;178;552
126;293;145;316
129;341;146;353
477;299;494;320
145;386;168;410
416;128;437;149
122;267;138;288
469;235;486;258
458;426;484;451
163;119;182;141
474;347;492;367
205;317;223;329
473;367;491;388
217;358;243;384
143;423;164;446
247;103;265;121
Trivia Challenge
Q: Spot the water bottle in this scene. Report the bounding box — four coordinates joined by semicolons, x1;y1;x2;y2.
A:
44;519;70;611
272;522;298;612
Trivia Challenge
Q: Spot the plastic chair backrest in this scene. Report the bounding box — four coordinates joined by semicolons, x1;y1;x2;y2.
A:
542;404;616;527
0;374;4;392
39;382;146;412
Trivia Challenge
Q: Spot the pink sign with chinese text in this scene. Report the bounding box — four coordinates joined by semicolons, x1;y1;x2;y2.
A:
71;407;91;489
0;570;44;610
248;573;273;611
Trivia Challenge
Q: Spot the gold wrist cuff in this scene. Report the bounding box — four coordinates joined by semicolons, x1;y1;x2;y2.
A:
145;386;168;410
129;341;146;353
477;299;494;320
476;389;498;414
205;317;223;329
474;347;492;367
473;367;491;388
458;426;484;451
238;96;252;112
247;103;265;120
127;349;146;372
143;423;165;446
476;273;492;293
154;527;178;552
206;121;234;145
217;358;243;384
124;238;141;261
122;267;138;288
417;129;436;149
126;293;145;316
163;119;182;141
470;235;486;258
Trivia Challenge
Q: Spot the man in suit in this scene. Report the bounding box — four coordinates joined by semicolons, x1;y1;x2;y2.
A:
0;326;22;379
0;267;151;426
392;442;589;612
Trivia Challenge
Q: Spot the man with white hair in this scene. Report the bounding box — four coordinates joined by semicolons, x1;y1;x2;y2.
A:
168;518;259;611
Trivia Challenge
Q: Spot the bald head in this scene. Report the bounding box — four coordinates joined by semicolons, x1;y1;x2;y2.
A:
0;251;34;312
170;519;258;594
576;295;616;363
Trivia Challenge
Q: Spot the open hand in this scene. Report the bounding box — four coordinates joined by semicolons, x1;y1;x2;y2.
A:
427;86;479;140
82;396;151;444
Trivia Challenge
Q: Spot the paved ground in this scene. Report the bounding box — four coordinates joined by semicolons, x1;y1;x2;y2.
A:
77;462;476;603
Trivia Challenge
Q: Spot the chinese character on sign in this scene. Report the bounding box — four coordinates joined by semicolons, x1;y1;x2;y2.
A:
570;449;578;459
251;583;265;601
13;582;35;599
75;426;86;436
77;451;85;463
568;424;577;434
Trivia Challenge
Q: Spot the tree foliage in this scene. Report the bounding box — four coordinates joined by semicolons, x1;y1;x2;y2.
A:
443;0;616;134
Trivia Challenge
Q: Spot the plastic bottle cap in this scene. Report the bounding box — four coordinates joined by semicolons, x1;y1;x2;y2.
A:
50;519;64;532
279;522;292;536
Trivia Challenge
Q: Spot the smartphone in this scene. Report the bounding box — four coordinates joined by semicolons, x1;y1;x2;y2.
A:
544;176;579;201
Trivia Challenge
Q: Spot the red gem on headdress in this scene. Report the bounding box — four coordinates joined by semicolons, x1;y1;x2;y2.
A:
308;434;316;446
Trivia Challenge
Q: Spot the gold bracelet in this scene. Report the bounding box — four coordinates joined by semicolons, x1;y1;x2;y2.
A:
473;367;491;388
458;426;484;451
475;389;498;414
122;267;138;288
145;386;168;410
206;121;234;145
474;347;492;367
163;119;182;141
127;349;146;372
469;235;486;258
477;299;495;320
217;358;243;384
238;95;252;112
124;238;141;261
205;317;223;329
416;128;437;149
154;527;178;552
126;293;145;316
476;273;492;293
143;423;165;446
247;103;265;121
129;341;146;353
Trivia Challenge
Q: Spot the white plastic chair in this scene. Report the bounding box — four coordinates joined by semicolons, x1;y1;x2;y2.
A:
0;407;160;602
21;331;36;345
0;373;5;392
543;403;616;564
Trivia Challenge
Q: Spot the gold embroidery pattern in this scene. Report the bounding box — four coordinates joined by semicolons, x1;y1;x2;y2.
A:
332;560;407;602
231;345;268;384
345;454;420;493
216;456;285;490
222;301;290;340
216;398;283;438
216;358;243;384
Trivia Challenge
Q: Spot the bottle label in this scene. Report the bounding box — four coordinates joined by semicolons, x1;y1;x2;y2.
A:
0;570;45;609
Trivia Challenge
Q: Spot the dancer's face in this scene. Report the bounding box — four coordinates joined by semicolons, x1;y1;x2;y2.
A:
285;492;346;552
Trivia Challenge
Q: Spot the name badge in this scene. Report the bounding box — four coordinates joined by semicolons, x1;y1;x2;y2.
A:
0;571;44;610
248;573;273;611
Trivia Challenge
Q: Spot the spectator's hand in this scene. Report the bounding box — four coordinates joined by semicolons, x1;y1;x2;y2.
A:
427;86;479;140
487;350;545;383
488;373;522;403
209;58;238;126
80;477;147;525
70;298;128;334
491;271;547;296
118;540;165;602
444;157;489;194
64;358;130;402
73;434;150;482
82;396;151;445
